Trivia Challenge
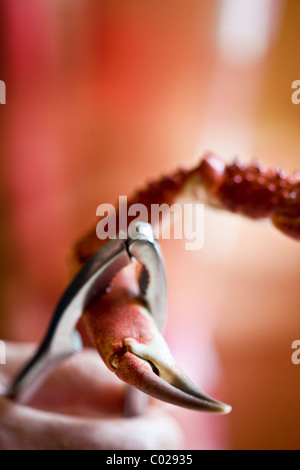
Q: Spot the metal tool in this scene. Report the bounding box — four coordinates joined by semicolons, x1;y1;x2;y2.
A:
6;222;167;405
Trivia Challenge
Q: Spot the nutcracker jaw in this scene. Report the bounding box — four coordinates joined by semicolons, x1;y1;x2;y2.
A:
6;222;165;404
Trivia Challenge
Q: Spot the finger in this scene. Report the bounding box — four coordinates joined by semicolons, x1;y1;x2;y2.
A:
28;348;126;415
1;343;126;415
0;395;183;450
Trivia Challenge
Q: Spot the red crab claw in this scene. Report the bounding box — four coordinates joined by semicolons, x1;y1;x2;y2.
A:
82;284;231;415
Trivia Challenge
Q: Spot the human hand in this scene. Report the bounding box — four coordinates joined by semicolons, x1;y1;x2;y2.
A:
0;342;183;450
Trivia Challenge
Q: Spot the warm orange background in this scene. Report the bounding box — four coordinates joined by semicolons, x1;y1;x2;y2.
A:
0;0;299;450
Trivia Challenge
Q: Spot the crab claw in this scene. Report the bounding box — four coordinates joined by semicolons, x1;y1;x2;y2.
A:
82;283;231;415
111;339;231;414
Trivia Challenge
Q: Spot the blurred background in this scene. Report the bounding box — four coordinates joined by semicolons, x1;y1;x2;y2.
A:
0;0;299;450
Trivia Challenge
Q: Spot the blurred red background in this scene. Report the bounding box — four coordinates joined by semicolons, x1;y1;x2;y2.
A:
0;0;299;449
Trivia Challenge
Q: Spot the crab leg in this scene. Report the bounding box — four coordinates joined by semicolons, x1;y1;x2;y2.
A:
193;154;300;241
74;153;300;271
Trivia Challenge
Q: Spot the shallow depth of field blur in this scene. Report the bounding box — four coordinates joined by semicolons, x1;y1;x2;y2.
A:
0;0;300;450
